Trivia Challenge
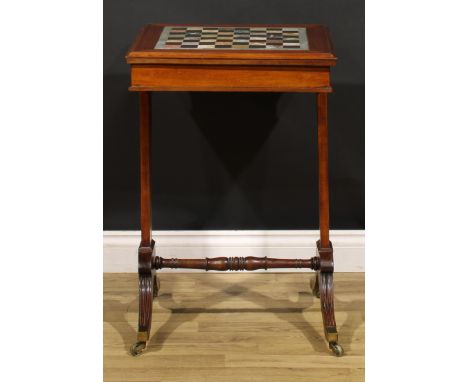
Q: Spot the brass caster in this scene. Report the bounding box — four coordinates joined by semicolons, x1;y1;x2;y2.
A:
130;341;146;356
329;342;344;357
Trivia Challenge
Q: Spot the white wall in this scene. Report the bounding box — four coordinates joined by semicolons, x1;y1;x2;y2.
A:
104;230;364;272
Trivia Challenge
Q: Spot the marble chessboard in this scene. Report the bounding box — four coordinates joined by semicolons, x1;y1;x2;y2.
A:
154;26;309;50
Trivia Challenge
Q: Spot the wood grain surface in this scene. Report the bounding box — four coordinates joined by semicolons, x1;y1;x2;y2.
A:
104;273;364;382
127;24;336;92
130;64;331;92
126;24;337;66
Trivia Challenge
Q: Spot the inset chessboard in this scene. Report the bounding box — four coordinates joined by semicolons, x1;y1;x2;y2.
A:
154;26;309;50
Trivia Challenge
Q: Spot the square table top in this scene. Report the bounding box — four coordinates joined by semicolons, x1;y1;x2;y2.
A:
126;24;336;66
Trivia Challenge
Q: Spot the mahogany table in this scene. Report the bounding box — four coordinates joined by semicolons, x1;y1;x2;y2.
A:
125;24;341;357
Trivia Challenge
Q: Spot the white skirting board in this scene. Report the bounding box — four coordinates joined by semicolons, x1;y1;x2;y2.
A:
103;230;364;272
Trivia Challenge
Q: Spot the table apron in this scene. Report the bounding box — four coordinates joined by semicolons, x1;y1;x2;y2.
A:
130;64;331;92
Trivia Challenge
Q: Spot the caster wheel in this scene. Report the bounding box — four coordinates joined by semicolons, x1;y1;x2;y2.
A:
329;342;344;357
130;341;146;356
153;275;160;298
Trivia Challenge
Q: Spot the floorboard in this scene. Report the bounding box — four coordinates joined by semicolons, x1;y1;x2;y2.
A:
104;272;364;382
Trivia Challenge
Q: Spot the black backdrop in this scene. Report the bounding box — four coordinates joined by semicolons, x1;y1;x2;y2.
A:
104;0;364;230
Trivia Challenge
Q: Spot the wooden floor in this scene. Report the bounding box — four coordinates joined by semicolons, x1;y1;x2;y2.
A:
104;273;364;382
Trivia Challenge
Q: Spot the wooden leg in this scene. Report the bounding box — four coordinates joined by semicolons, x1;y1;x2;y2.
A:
318;268;343;356
317;93;330;248
311;271;320;298
131;91;156;356
139;91;152;247
153;274;160;298
316;93;343;356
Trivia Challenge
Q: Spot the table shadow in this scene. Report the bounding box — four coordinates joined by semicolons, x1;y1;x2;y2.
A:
103;274;364;356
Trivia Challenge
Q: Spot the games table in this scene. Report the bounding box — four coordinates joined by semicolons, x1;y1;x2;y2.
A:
125;24;341;356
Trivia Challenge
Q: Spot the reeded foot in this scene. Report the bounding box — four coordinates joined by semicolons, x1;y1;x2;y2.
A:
130;341;146;356
329;342;344;357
